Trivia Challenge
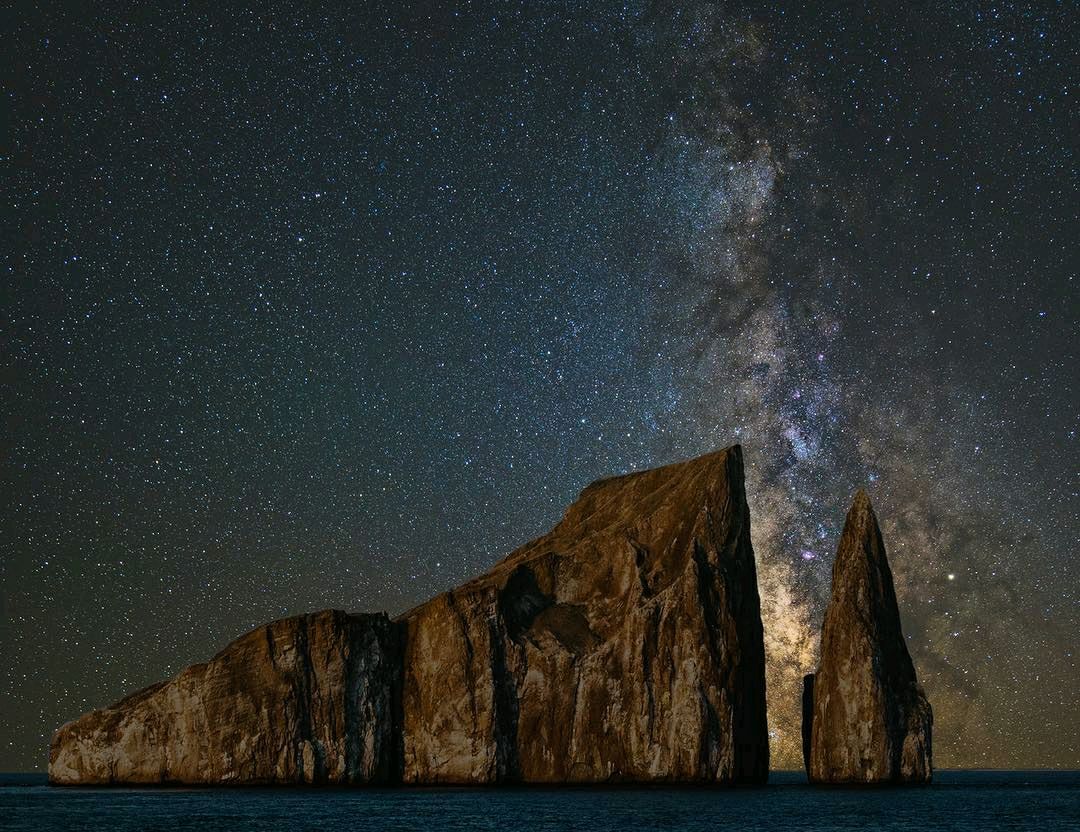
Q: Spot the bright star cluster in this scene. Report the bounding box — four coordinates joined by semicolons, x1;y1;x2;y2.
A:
4;2;1075;770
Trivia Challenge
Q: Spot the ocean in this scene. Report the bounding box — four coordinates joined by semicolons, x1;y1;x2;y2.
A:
2;771;1077;831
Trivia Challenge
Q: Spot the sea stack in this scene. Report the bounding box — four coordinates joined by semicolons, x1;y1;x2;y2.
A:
50;445;769;785
803;490;933;784
399;445;768;783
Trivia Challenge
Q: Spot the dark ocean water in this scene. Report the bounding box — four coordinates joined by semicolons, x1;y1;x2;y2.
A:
2;771;1077;832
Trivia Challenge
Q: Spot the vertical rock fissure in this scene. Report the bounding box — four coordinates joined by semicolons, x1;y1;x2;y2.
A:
489;615;522;782
343;618;362;784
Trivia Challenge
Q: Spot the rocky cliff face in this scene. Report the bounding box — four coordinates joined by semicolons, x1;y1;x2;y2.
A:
49;445;768;785
399;445;769;783
803;490;933;784
49;611;403;785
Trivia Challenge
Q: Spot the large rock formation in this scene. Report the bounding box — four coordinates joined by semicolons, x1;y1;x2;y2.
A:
49;611;403;785
803;490;932;784
50;445;769;785
400;445;768;783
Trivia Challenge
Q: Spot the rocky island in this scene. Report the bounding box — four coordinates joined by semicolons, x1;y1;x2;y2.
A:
802;490;933;784
50;445;770;785
50;448;934;787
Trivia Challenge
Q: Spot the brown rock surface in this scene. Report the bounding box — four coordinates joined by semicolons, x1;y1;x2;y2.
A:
803;490;932;784
50;445;769;785
49;611;403;785
398;445;768;783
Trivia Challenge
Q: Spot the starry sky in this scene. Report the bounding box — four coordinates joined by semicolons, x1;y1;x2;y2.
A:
4;1;1076;771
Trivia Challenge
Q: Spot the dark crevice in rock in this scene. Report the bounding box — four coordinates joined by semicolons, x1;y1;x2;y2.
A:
498;564;553;643
801;673;815;774
489;615;522;783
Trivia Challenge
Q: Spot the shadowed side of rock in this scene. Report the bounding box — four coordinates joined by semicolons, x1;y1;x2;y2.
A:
49;611;404;785
803;490;933;784
801;673;815;774
399;445;769;784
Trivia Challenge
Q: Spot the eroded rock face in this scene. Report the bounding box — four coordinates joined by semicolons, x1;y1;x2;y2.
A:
804;490;932;784
399;445;769;783
50;445;769;785
49;611;403;785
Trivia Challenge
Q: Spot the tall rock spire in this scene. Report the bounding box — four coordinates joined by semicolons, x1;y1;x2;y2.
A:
803;489;933;784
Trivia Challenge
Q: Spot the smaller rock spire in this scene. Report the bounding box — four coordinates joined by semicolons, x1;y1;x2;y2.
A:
803;489;933;784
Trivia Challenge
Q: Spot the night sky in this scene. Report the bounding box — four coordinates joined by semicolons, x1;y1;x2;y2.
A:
4;2;1076;771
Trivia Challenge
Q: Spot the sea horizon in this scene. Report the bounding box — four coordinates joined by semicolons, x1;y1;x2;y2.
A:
4;769;1077;831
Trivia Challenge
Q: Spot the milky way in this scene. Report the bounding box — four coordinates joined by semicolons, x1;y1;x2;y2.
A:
4;2;1075;770
639;3;1076;766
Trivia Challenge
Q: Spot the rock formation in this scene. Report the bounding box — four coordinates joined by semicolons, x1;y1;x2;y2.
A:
49;611;403;785
803;490;933;784
50;445;769;785
399;445;768;783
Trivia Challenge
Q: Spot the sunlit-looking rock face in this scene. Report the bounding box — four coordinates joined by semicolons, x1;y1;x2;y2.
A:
399;444;768;783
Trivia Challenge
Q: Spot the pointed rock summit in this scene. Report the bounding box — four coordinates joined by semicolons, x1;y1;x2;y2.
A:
50;445;769;785
803;490;932;784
